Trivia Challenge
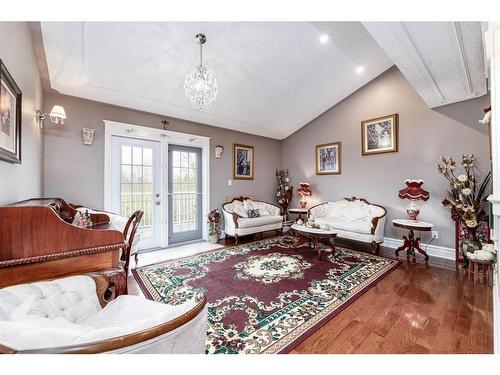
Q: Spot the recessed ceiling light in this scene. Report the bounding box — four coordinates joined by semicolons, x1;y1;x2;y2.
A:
356;66;365;74
319;34;329;44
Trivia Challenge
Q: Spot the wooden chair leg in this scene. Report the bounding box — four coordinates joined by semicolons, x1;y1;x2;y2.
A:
134;252;139;266
234;234;239;246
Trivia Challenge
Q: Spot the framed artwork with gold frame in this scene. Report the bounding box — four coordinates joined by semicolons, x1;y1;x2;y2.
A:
361;113;398;156
233;144;254;180
316;141;341;175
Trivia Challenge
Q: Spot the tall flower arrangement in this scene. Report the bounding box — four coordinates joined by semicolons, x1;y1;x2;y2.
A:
437;154;491;234
207;209;221;236
276;169;293;213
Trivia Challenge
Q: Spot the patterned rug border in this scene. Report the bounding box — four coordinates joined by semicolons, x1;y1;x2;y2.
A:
131;236;401;354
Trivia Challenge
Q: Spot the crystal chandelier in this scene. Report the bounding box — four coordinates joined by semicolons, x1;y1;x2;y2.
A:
184;33;218;111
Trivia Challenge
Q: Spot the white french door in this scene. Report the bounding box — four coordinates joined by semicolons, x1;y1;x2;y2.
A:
111;136;162;250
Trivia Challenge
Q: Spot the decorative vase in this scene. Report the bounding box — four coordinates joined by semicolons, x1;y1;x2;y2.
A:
208;234;219;244
406;200;420;221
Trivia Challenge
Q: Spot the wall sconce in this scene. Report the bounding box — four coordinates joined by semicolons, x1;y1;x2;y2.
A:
82;128;95;145
215;145;224;158
36;105;67;128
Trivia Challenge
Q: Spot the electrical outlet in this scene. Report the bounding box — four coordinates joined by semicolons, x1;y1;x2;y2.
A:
432;231;439;239
228;179;232;186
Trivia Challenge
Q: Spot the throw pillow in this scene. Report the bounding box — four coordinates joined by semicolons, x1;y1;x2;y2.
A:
247;209;261;218
343;205;368;221
251;202;270;216
233;201;248;218
243;199;255;212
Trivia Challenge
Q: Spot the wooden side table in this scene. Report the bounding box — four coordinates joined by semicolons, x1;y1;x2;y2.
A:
393;219;433;262
288;208;308;222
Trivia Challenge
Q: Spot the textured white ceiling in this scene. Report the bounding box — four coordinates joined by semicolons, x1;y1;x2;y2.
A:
363;22;487;108
40;22;394;139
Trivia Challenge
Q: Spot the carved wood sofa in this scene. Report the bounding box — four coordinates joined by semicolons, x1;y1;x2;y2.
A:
0;271;207;354
222;197;284;245
307;197;387;254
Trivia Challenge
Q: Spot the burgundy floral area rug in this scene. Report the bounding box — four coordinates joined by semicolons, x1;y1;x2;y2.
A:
132;235;399;354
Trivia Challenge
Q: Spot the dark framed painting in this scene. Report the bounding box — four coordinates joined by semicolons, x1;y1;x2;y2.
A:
233;144;254;180
361;113;398;156
316;141;341;175
0;59;22;164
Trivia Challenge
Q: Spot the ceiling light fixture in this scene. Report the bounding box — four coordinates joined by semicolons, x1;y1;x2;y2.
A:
319;34;330;44
356;66;366;74
184;33;218;111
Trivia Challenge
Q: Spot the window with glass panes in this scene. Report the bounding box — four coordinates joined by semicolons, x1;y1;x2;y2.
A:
120;145;153;238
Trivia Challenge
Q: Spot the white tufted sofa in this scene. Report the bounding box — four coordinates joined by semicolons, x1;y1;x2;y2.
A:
308;197;387;253
0;275;207;353
222;197;283;245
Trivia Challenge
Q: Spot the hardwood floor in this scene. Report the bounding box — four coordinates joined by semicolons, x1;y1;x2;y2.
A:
129;233;494;354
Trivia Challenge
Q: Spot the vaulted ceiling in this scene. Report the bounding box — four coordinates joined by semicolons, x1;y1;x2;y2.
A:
39;21;487;139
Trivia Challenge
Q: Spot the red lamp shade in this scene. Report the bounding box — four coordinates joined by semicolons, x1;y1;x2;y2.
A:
398;180;429;201
398;180;429;221
297;182;312;209
297;182;312;197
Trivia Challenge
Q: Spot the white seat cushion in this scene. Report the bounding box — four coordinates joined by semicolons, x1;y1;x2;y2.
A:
0;276;101;323
315;218;372;235
237;215;283;229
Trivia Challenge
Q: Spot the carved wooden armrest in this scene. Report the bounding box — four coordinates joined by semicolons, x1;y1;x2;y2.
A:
370;217;380;235
86;267;127;306
231;212;240;228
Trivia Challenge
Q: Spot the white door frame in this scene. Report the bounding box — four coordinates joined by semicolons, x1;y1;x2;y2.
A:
104;120;211;247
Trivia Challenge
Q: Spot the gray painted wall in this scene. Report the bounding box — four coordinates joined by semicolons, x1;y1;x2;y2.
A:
0;22;44;205
43;93;282;213
282;67;491;249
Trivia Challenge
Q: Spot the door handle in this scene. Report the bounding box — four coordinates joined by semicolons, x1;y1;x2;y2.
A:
155;201;161;205
155;193;160;198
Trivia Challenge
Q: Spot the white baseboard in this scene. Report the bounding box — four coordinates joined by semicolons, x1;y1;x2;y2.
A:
382;237;455;260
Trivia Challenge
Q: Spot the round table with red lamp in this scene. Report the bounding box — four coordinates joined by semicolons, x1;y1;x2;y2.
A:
395;179;431;262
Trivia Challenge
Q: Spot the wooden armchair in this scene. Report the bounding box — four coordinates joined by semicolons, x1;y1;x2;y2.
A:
121;210;144;277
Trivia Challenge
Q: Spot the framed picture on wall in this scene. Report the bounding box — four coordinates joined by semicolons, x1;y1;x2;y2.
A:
316;141;341;175
233;143;254;180
0;59;22;164
361;113;398;156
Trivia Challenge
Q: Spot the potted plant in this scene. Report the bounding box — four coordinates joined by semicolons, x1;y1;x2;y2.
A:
207;209;221;244
437;154;491;267
276;169;293;218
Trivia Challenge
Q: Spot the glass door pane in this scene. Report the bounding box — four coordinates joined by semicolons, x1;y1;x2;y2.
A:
168;145;202;244
112;136;161;250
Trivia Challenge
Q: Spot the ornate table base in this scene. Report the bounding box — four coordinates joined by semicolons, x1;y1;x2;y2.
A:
290;225;337;261
395;228;429;262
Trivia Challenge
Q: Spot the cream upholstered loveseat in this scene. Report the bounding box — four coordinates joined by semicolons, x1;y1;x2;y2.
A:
222;197;284;245
0;273;207;354
308;197;387;253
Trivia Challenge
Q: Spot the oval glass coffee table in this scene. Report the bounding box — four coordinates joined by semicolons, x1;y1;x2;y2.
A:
290;224;337;261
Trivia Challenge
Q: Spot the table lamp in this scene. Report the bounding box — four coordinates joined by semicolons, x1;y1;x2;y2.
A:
398;179;430;221
297;182;312;208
